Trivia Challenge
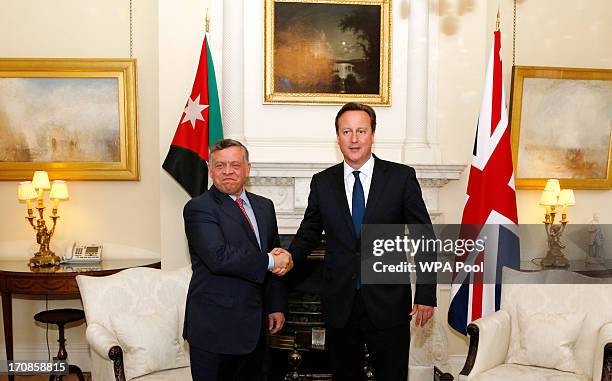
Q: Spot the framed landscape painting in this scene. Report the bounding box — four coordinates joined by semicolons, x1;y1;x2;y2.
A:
264;0;392;105
510;66;612;189
0;59;138;180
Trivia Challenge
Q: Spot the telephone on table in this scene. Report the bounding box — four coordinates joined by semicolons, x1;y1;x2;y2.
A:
61;242;103;263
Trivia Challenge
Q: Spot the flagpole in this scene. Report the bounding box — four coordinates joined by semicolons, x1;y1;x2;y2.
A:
205;8;210;33
496;8;500;31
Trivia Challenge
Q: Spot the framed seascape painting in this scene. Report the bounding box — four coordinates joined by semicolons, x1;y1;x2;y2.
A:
510;66;612;189
264;0;392;105
0;59;138;180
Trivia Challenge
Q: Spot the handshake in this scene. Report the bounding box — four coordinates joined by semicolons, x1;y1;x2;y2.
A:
270;248;293;276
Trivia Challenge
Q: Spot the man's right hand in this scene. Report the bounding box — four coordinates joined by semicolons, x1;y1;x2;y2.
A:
270;248;293;276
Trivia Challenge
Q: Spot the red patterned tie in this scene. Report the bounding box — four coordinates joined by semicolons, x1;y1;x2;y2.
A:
235;198;255;233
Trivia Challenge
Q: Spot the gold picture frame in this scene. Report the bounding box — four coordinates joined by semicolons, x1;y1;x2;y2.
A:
0;59;138;180
264;0;392;105
510;66;612;189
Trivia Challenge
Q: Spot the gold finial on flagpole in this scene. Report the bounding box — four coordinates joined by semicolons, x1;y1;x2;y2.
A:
496;8;501;31
205;8;210;33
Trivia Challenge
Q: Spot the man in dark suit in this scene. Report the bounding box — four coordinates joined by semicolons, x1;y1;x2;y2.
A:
183;139;293;381
284;103;436;381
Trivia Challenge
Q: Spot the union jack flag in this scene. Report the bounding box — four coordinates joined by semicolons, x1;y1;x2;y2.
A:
448;29;520;335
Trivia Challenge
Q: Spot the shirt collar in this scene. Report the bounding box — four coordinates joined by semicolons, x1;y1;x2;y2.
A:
229;189;250;207
343;154;375;180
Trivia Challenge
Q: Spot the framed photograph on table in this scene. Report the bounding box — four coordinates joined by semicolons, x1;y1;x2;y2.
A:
510;66;612;189
264;0;392;106
0;59;138;180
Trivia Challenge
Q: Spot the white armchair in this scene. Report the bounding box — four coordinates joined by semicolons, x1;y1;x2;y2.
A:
459;268;612;381
77;266;193;381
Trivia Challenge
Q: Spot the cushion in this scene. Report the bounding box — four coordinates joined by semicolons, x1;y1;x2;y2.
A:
501;268;612;379
506;305;585;374
110;307;187;380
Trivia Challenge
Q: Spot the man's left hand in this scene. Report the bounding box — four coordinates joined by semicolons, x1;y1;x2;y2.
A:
410;304;434;327
268;312;285;334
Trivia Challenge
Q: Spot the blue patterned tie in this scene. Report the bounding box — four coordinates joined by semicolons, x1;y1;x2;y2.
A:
352;171;365;289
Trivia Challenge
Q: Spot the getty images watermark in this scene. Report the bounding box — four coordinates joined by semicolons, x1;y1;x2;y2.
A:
371;233;487;274
360;224;612;285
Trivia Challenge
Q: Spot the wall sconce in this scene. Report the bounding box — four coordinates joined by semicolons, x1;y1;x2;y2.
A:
17;171;69;267
539;179;575;268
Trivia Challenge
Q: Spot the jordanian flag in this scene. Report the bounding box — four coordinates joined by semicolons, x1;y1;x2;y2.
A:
163;33;223;197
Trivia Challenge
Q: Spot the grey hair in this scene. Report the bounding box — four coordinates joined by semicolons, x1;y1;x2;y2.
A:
210;139;250;163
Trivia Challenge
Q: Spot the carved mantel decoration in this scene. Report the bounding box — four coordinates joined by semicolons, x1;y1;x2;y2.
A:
245;161;465;232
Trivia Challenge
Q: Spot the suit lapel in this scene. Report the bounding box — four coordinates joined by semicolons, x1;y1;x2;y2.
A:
211;186;260;250
364;158;389;223
247;192;267;253
332;164;357;241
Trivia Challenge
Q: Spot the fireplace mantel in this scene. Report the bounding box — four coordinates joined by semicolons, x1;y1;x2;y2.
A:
246;162;465;233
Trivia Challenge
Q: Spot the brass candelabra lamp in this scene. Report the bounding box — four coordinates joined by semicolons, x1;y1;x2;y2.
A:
539;179;575;268
17;171;69;268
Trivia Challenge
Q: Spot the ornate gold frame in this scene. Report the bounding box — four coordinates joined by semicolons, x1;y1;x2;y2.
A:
510;65;612;189
264;0;392;106
0;59;139;180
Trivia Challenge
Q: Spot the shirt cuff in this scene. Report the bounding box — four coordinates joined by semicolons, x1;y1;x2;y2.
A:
267;252;275;271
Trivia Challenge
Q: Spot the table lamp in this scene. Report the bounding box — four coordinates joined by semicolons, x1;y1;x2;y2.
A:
17;171;69;267
539;179;575;268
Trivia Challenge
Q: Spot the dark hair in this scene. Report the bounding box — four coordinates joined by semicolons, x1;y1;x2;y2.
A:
210;139;250;163
334;102;377;135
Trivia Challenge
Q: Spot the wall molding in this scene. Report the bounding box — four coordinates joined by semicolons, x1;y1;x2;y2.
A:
249;162;465;183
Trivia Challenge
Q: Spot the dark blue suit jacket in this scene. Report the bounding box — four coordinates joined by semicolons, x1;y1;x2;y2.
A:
183;185;287;354
289;157;437;329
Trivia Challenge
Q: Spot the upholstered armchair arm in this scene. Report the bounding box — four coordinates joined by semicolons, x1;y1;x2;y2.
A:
593;322;612;381
86;323;120;358
86;323;126;381
459;310;511;379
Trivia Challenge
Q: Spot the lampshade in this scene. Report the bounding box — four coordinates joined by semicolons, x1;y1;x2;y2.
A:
544;179;561;196
17;181;38;201
539;189;558;206
49;180;69;200
558;189;575;206
31;171;51;190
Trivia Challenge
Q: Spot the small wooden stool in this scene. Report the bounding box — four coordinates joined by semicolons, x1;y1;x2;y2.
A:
34;308;86;381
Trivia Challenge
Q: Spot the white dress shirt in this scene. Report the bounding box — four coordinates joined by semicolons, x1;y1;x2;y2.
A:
343;155;374;215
